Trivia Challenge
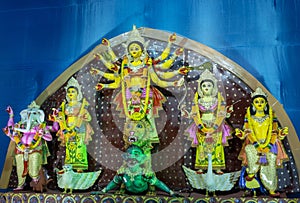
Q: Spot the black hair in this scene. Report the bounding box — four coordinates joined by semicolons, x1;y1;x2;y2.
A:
200;79;214;87
127;41;144;52
67;86;79;92
250;95;269;115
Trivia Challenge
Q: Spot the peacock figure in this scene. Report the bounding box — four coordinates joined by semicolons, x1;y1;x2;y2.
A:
239;166;267;197
55;164;101;193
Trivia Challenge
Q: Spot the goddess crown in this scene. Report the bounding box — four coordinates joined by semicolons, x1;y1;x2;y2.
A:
197;68;218;97
251;87;268;99
123;25;149;51
65;77;83;102
198;69;218;86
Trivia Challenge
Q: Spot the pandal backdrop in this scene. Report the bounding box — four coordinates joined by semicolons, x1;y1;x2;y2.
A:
1;27;300;200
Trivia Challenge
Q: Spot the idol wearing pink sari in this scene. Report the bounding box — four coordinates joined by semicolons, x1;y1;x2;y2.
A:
185;69;232;174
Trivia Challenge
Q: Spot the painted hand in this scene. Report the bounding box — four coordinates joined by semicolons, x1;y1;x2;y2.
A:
95;83;104;91
168;33;176;42
94;53;102;60
90;67;101;76
175;47;184;56
235;128;244;139
178;66;190;75
102;38;110;46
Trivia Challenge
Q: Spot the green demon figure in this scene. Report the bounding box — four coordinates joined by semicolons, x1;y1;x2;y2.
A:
95;145;178;196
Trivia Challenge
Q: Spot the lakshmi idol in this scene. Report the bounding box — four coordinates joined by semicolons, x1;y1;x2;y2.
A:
235;87;289;197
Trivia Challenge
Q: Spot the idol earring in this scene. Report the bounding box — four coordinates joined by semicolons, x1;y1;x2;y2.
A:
252;106;256;112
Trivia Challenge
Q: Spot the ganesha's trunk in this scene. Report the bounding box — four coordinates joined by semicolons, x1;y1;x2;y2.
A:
14;114;32;133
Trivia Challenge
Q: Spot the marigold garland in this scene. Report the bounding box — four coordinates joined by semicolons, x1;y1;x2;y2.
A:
122;56;151;121
13;123;45;151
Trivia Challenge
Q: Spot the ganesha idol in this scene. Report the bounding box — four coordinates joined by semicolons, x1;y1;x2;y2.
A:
2;101;58;191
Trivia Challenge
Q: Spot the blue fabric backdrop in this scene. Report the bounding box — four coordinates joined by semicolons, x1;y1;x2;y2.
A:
0;0;299;187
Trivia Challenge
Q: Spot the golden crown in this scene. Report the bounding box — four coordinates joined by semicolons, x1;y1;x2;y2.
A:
65;77;83;101
198;69;218;86
251;87;268;98
123;25;148;50
197;68;218;97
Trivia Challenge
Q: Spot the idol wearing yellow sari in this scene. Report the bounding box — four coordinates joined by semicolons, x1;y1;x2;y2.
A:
51;77;94;171
185;69;232;174
235;87;289;197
